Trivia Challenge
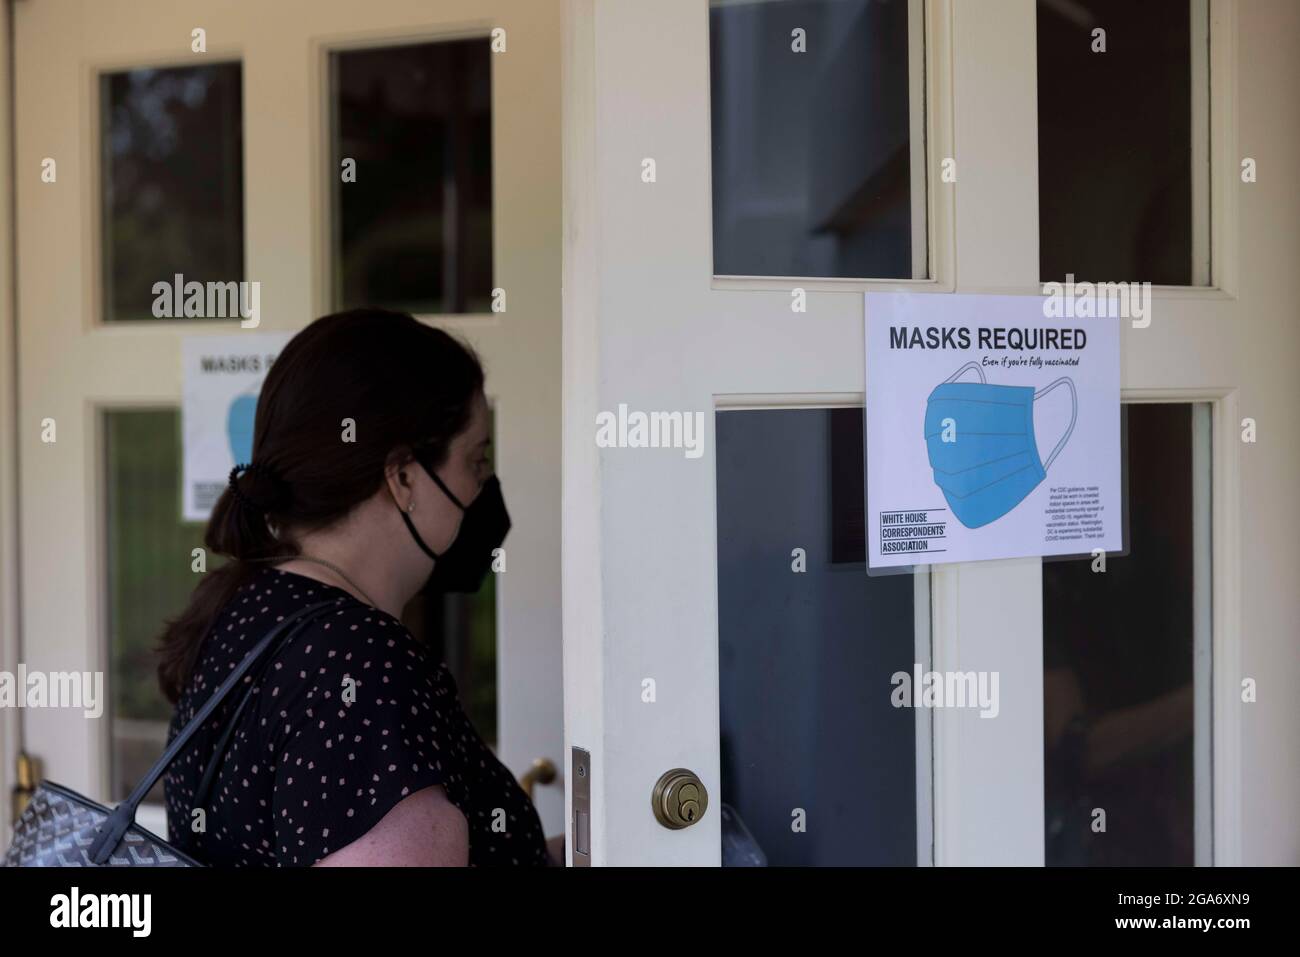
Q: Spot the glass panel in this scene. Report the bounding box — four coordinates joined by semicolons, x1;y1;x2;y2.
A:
716;407;921;865
105;409;206;804
100;63;244;322
331;39;494;314
410;573;498;747
1037;0;1203;285
710;0;919;278
1043;403;1210;865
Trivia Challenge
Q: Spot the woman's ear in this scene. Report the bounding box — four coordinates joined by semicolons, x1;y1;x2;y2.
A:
383;451;416;511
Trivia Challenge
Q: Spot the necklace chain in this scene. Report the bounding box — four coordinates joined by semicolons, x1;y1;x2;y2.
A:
247;554;378;608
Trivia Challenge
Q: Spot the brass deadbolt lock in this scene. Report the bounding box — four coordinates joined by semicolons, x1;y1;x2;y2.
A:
652;768;708;829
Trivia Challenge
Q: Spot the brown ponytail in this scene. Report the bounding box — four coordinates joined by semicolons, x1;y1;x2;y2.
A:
156;309;484;703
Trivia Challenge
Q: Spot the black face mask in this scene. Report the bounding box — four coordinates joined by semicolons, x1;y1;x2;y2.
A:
400;465;510;595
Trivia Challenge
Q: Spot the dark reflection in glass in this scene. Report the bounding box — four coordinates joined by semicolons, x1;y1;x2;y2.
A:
1043;404;1199;865
101;64;244;322
331;39;493;314
716;408;918;866
710;0;916;278
1038;0;1195;284
404;572;498;747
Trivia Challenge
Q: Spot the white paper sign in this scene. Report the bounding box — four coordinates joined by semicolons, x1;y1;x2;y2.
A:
182;334;292;521
865;292;1121;569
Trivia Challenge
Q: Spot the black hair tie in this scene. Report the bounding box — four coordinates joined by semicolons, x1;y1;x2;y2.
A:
228;462;282;514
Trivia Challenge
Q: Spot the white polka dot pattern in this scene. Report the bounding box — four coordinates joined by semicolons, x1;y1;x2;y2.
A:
162;568;550;867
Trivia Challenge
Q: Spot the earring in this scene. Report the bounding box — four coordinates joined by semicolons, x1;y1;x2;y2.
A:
406;502;415;513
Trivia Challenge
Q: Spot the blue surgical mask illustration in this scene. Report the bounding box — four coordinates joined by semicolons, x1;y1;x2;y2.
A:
227;392;258;467
924;362;1077;529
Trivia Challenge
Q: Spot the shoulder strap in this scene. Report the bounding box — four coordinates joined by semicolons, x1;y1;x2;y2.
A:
192;666;265;811
193;598;353;809
88;597;350;864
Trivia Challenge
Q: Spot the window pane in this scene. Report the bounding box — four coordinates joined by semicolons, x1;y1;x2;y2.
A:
710;0;919;278
716;407;920;865
410;573;499;747
101;63;244;322
1037;0;1202;285
105;409;206;806
331;39;493;314
1043;403;1210;865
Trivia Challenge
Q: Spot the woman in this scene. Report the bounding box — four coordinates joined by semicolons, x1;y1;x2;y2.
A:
157;309;557;866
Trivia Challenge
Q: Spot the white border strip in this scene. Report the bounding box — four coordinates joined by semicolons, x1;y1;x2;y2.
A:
1192;401;1213;864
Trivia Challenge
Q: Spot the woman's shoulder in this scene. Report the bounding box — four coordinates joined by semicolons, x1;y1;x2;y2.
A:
302;603;442;687
247;569;457;713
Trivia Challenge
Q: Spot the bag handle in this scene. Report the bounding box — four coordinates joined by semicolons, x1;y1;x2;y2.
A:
88;597;347;864
192;609;315;810
193;664;264;811
191;588;356;809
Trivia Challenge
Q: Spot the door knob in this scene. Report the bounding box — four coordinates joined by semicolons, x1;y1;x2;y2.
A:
652;768;708;829
519;757;557;801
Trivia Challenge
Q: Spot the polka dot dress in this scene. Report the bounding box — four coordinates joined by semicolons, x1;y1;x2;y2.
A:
163;567;551;867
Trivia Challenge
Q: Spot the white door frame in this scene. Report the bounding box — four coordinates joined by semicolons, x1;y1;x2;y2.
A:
561;0;1293;865
6;0;565;839
0;0;19;846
